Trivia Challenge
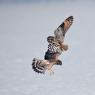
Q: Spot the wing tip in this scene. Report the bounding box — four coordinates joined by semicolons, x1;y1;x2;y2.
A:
32;58;46;74
67;16;74;21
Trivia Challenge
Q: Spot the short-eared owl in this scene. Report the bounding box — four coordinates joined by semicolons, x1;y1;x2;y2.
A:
32;16;74;74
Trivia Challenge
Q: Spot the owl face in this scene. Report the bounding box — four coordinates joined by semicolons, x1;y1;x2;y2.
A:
47;36;55;43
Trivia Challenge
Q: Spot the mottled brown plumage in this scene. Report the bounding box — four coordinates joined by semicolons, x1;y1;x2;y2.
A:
32;16;74;75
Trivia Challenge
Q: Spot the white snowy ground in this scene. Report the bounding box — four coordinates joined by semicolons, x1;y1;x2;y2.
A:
0;1;95;95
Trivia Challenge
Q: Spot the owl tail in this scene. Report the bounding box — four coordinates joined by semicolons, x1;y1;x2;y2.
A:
32;58;46;74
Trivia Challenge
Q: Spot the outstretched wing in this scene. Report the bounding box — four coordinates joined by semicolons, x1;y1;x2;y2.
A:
54;16;73;43
46;16;74;57
32;58;62;74
45;16;74;64
32;58;48;74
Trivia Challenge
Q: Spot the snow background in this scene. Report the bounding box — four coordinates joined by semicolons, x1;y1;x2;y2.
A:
0;0;95;95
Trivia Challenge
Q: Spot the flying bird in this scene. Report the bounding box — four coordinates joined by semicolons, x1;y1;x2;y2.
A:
32;16;74;74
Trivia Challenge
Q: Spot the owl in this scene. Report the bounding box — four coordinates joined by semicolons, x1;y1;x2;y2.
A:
32;16;74;74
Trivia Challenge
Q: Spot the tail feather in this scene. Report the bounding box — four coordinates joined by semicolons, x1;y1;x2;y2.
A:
32;58;46;74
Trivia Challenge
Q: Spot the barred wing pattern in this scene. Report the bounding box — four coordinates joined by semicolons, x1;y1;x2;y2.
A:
54;16;73;43
47;16;73;54
32;58;46;74
32;16;74;74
